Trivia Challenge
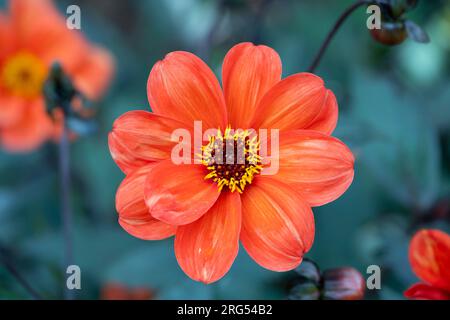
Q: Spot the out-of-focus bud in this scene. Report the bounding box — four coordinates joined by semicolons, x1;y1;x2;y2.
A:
370;20;408;45
44;62;97;136
289;281;321;300
322;267;366;300
44;62;77;115
294;258;321;284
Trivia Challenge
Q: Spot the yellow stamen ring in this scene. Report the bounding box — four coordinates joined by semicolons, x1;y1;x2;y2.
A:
202;127;262;193
1;52;47;98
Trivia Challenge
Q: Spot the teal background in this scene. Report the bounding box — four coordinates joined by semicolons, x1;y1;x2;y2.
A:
0;0;449;299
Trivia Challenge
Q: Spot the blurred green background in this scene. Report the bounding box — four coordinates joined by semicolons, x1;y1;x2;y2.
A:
0;0;449;300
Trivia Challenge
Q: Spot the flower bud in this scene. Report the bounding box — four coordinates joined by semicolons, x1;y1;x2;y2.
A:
294;258;321;284
322;267;365;300
370;20;407;45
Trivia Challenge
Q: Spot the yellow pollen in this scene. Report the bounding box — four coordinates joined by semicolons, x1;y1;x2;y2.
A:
202;126;262;194
1;52;47;98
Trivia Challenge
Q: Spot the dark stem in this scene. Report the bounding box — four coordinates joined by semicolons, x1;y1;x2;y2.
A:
0;246;43;300
307;0;369;73
59;121;74;300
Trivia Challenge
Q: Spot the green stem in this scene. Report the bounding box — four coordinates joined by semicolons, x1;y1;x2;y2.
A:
59;121;75;300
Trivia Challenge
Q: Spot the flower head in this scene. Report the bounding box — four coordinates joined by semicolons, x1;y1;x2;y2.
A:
0;0;114;152
109;42;355;284
405;229;450;300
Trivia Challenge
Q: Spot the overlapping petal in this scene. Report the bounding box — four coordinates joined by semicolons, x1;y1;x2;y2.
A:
303;89;338;134
72;46;115;101
268;130;354;207
144;160;220;226
240;177;315;272
222;42;282;129
0;13;14;61
251;73;337;134
108;111;189;174
409;229;450;292
175;192;241;284
0;94;25;127
116;164;176;240
404;283;450;300
0;98;52;152
10;0;87;71
148;51;227;130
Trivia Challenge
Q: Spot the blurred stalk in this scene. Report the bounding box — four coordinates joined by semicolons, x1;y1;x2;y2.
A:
308;0;370;73
0;245;42;300
59;121;74;300
44;63;78;300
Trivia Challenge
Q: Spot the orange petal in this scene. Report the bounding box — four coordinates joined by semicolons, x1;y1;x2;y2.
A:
0;13;14;61
251;73;337;133
404;283;450;300
10;0;87;71
304;89;338;134
409;229;450;292
116;165;176;240
72;46;115;101
270;130;354;207
0;98;52;152
0;94;26;128
108;111;189;174
175;192;241;284
148;51;227;129
144;160;220;226
222;42;282;129
240;177;315;272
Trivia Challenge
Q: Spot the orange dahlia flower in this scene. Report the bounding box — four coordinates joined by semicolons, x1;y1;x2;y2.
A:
0;0;114;152
405;229;450;300
109;42;354;284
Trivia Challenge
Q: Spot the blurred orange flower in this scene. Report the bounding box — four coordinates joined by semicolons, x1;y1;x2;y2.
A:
0;0;114;152
109;42;354;284
405;229;450;300
100;283;154;300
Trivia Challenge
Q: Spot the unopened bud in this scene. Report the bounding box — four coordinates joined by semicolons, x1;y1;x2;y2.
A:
322;267;365;300
294;258;321;284
370;20;407;45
